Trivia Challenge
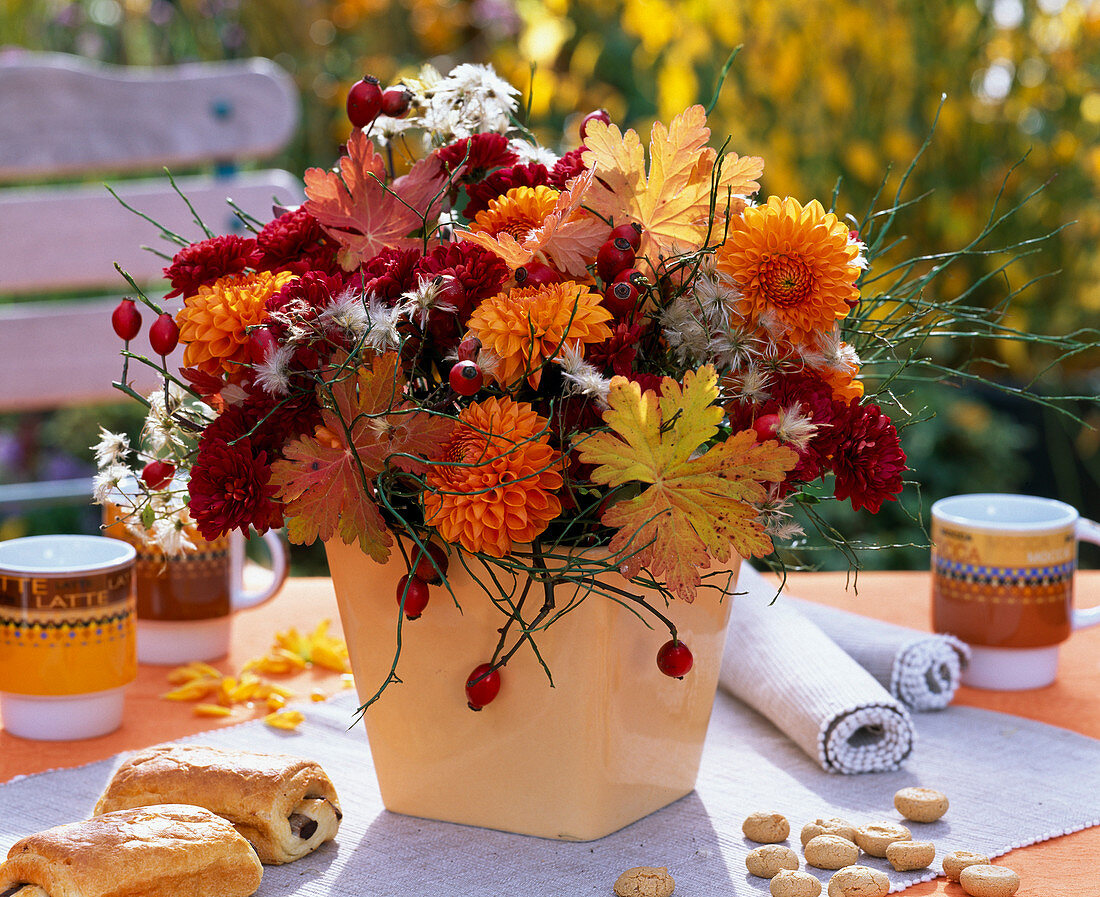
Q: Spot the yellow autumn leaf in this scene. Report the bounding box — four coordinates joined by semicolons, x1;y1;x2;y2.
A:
576;367;797;600
580;105;764;263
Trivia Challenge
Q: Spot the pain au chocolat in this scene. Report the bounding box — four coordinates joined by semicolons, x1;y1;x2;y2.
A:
94;744;342;865
0;804;263;897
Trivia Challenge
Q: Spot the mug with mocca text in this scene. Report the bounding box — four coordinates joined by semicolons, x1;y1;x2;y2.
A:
0;535;137;740
931;493;1100;690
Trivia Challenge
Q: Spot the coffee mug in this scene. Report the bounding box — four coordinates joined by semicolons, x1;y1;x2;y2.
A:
931;493;1100;690
0;534;137;740
103;500;288;665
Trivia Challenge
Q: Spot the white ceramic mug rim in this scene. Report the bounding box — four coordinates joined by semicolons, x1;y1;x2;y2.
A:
931;493;1078;533
0;534;136;575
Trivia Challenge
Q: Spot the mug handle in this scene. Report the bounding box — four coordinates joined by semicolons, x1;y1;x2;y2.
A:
230;529;289;611
1073;517;1100;630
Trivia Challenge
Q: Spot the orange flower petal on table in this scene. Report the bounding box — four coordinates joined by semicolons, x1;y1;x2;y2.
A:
424;396;563;557
166;661;223;685
716;196;860;345
175;270;297;378
460;171;610;277
466;281;612;389
194;703;233;718
264;709;305;731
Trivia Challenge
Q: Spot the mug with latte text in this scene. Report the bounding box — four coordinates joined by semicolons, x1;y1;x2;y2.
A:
931;493;1100;690
0;535;137;740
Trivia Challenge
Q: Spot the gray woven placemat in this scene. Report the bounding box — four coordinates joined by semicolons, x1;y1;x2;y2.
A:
2;690;1098;896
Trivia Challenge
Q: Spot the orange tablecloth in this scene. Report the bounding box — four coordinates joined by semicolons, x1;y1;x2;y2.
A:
2;571;1098;896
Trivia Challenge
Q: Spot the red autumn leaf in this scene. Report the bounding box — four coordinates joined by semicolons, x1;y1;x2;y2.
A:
269;352;454;559
303;129;448;268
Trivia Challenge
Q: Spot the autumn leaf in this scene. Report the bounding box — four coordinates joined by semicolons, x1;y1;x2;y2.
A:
576;367;797;600
580;105;764;263
459;169;610;277
303;129;448;268
269;352;454;559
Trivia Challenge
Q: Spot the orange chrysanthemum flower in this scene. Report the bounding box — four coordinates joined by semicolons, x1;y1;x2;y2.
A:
469;185;560;241
716;196;860;344
466;281;612;388
176;270;297;377
423;397;563;557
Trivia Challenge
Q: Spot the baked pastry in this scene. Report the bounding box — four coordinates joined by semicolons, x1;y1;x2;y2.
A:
93;744;341;864
0;804;262;897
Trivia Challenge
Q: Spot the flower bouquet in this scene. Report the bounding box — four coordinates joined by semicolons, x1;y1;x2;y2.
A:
95;61;1066;837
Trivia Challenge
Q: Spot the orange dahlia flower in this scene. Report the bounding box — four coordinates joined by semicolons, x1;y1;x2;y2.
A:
716;197;860;345
468;185;561;241
466;281;612;388
423;397;563;557
176;270;296;377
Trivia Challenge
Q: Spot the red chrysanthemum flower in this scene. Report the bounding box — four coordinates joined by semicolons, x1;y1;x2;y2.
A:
264;270;347;338
188;436;282;539
548;147;587;188
255;208;341;277
827;401;907;513
163;234;261;299
725;368;839;488
357;247;422;302
586;322;644;376
436;133;518;179
627;372;665;395
464;162;551;219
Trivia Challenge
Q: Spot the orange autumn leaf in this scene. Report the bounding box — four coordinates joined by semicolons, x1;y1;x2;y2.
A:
459;169;610;277
576;367;797;600
303;129;447;268
269;352;454;560
581;105;764;264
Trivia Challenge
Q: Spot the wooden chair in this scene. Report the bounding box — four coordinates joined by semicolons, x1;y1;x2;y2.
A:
0;49;304;510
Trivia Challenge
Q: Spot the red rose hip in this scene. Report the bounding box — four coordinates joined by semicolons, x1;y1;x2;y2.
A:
149;313;180;356
346;76;383;128
396;574;430;620
412;541;449;584
449;360;484;396
111;298;142;341
381;87;412;118
141;459;176;490
466;662;501;710
579;108;611;139
596;237;636;283
656;639;693;678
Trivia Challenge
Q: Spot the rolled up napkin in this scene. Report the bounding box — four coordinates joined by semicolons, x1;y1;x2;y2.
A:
788;596;970;711
720;563;915;774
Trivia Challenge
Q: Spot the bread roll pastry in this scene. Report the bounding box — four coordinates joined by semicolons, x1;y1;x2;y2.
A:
94;744;341;864
0;804;262;897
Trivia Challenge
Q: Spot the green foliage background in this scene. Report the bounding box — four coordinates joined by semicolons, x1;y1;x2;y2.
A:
2;0;1097;569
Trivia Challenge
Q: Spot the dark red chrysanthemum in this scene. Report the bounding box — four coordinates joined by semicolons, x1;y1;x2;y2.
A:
464;162;551;219
255;208;340;276
163;234;261;298
415;242;510;349
188;436;282;539
727;368;838;487
355;247;422;302
587;322;644;376
436;133;518;180
827;400;907;513
548;147;587;188
201;391;321;461
627;372;665;396
264;270;346;338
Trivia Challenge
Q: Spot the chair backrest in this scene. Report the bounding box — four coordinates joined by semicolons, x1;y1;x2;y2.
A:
0;50;304;509
0;49;304;412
